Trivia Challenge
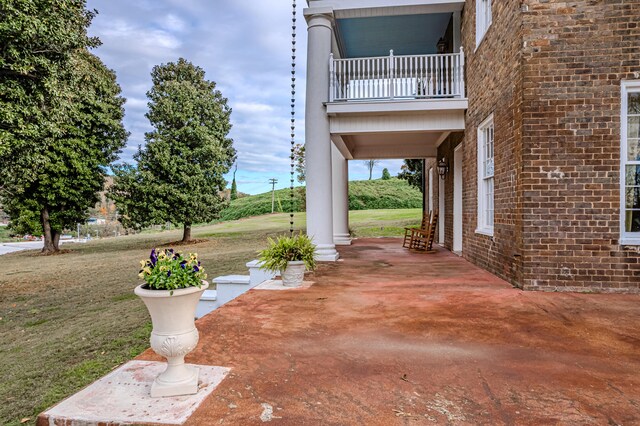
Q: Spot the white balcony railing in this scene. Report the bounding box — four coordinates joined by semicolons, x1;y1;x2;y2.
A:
329;49;465;102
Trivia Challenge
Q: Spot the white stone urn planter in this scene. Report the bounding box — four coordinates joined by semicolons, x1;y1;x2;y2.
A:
134;281;208;397
282;261;306;287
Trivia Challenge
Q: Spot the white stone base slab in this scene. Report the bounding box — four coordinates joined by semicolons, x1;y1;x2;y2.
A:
44;360;230;425
254;279;314;290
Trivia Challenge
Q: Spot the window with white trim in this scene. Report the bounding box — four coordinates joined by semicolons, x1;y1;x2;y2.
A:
621;81;640;244
477;115;494;235
476;0;492;47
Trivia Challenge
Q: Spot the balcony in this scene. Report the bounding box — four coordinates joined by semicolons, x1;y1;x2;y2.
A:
329;50;465;103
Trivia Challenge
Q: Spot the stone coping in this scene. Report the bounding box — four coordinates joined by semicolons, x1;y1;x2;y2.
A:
253;279;314;290
41;360;230;425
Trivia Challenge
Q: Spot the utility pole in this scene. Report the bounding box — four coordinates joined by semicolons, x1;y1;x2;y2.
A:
269;178;278;213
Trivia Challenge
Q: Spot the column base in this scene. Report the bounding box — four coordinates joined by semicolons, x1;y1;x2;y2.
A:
151;365;199;398
333;233;352;246
315;244;339;261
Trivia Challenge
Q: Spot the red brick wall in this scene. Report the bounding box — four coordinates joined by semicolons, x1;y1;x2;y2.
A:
453;0;525;286
520;0;640;292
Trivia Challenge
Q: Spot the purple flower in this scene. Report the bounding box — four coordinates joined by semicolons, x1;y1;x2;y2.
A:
180;260;187;269
193;265;200;272
150;249;158;266
167;271;172;277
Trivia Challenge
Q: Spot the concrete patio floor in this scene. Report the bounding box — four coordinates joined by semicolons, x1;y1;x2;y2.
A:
139;239;639;424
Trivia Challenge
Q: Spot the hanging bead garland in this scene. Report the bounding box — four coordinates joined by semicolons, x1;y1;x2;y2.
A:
289;1;297;236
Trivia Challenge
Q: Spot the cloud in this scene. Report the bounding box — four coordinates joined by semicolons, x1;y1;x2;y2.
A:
160;14;187;32
86;1;404;194
233;102;274;114
125;97;147;110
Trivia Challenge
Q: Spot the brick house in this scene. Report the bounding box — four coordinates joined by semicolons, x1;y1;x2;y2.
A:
303;0;640;293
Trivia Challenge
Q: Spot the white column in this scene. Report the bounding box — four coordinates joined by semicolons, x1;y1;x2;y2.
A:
332;144;351;245
305;13;339;261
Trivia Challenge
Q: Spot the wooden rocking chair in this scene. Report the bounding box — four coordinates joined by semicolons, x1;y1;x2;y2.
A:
410;210;439;253
403;211;431;248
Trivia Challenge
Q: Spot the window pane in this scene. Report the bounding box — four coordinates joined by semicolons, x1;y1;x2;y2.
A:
628;116;640;139
626;165;640;186
486;158;494;177
488;177;494;227
628;139;640;161
629;92;640;114
489;126;494;158
625;210;640;232
626;187;640;209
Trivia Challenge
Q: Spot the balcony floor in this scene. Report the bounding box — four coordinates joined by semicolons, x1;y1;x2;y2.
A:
138;238;640;425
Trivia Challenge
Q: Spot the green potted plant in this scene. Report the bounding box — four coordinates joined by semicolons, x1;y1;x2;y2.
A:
134;248;208;397
259;233;317;287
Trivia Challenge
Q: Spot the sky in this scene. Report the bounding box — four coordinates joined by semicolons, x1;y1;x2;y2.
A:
85;0;404;195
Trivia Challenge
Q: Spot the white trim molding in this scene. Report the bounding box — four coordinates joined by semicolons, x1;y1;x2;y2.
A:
428;167;434;212
476;114;494;236
475;0;492;49
620;80;640;245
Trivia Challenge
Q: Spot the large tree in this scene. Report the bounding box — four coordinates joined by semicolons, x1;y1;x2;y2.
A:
111;58;236;242
0;1;128;253
397;159;424;192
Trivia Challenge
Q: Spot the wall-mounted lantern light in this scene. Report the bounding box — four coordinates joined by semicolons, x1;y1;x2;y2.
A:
437;37;448;54
437;158;449;179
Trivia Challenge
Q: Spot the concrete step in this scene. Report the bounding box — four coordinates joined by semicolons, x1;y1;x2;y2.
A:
195;290;217;319
196;261;278;319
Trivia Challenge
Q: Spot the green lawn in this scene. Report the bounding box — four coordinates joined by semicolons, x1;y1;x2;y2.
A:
0;226;19;242
0;209;421;425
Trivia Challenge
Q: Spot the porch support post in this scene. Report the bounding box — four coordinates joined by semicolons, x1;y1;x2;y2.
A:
305;12;339;261
332;143;351;245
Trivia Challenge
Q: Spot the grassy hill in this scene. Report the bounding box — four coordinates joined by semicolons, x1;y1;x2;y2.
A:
219;178;422;221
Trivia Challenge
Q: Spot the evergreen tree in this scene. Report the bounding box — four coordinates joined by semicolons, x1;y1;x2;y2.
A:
0;2;128;253
111;58;236;242
230;164;238;201
381;168;391;180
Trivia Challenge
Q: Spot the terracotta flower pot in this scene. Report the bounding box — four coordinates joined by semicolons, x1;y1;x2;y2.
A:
134;282;208;397
281;261;306;287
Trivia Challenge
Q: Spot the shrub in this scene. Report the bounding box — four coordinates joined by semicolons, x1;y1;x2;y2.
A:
258;233;316;272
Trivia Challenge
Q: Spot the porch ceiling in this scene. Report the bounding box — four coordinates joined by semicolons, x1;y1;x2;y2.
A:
333;131;446;160
335;13;451;57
